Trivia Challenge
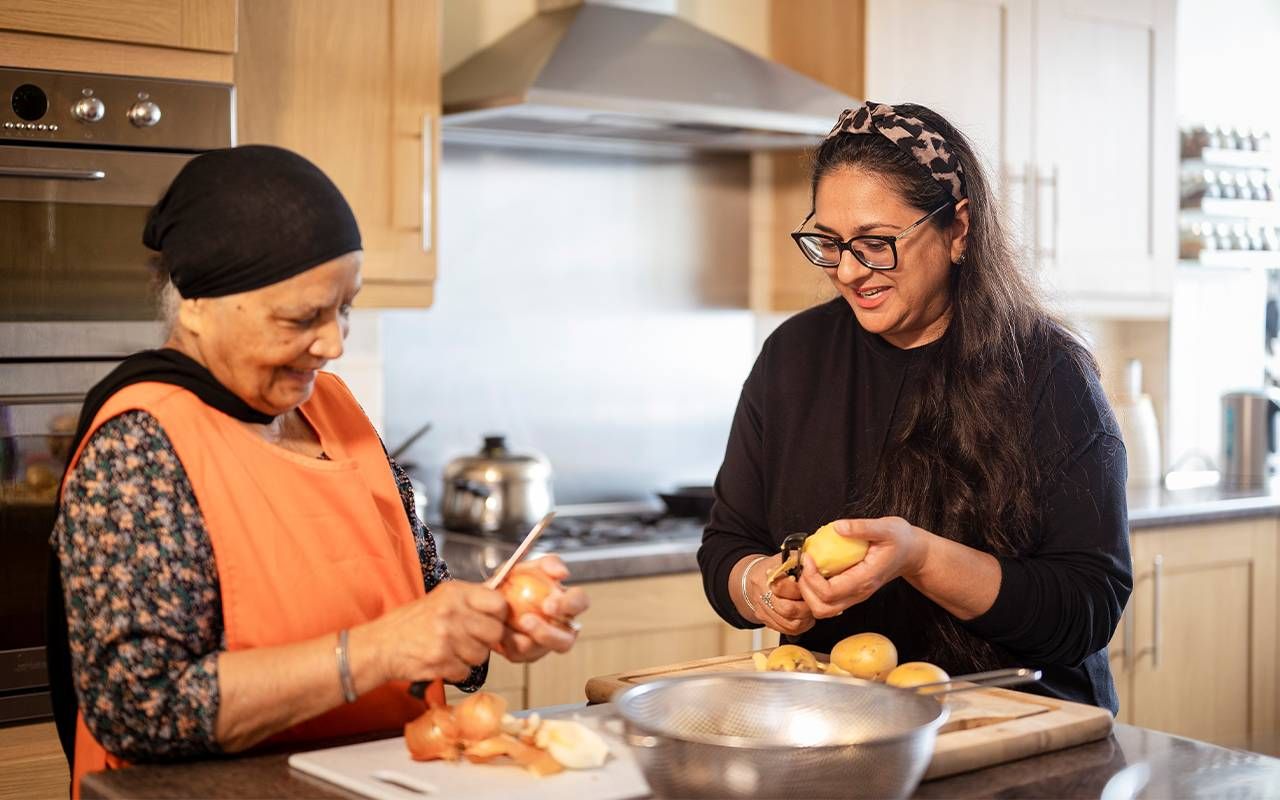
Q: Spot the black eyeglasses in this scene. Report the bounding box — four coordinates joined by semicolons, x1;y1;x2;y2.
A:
790;201;953;270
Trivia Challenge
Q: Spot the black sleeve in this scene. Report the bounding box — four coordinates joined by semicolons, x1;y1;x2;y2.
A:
963;356;1133;667
698;347;776;629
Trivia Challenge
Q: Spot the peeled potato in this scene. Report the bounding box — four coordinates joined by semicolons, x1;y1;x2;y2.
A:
804;522;870;577
830;633;898;681
767;522;869;583
763;644;820;673
885;661;950;689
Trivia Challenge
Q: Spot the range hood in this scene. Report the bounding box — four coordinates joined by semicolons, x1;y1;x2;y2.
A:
442;2;860;156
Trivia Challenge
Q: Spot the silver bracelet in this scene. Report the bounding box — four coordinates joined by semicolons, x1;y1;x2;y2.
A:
740;555;769;615
336;629;358;704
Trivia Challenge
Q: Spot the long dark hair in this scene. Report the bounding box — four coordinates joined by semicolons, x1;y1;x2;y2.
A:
812;104;1097;671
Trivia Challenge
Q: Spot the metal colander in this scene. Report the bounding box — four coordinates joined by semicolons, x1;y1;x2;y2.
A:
613;672;949;799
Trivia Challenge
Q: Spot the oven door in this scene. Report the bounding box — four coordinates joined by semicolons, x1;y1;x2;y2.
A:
0;358;123;723
0;144;196;322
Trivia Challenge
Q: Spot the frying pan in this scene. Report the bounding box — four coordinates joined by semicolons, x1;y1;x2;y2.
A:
657;485;715;520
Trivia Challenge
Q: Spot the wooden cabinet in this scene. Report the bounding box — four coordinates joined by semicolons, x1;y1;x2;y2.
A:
525;572;753;708
0;0;235;82
0;0;236;52
1109;518;1278;755
234;0;439;308
1030;0;1176;317
863;0;1176;319
461;572;756;710
748;0;864;312
0;722;67;800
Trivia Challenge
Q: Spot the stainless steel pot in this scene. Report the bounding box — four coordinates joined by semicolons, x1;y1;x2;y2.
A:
613;669;1038;799
440;435;553;537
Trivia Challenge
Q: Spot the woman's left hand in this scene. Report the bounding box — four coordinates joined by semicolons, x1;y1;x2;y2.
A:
495;555;590;663
796;517;930;619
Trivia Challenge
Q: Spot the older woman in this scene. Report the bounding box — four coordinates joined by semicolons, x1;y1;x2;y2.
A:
698;103;1131;710
47;145;587;795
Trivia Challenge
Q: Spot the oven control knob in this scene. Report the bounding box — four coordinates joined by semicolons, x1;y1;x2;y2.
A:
72;96;106;123
127;100;162;128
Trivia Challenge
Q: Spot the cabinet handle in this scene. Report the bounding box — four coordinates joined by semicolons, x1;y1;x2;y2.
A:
1023;161;1037;265
1121;604;1134;672
421;114;433;254
1035;165;1059;262
0;166;106;181
1151;554;1163;669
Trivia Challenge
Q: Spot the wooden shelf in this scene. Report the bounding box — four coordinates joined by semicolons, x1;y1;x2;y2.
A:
1178;252;1280;269
1182;148;1277;170
1181;198;1280;221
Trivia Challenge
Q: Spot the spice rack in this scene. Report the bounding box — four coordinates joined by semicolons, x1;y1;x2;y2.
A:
1179;124;1280;268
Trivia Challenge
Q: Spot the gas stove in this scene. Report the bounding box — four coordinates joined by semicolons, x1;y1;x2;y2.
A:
432;502;707;582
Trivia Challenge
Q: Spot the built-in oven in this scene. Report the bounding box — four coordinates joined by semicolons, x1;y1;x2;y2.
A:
0;66;232;723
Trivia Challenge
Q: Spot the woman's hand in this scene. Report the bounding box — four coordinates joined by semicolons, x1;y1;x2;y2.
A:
741;553;816;636
796;517;930;619
357;580;508;685
496;555;590;663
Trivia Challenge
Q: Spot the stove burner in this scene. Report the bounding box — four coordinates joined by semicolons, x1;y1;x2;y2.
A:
536;512;703;550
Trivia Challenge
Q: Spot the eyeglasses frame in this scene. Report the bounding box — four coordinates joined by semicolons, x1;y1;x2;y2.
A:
790;200;955;271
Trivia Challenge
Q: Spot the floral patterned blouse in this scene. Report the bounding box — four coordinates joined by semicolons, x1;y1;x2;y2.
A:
52;409;482;762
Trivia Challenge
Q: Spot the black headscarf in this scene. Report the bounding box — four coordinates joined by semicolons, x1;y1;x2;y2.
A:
47;145;362;766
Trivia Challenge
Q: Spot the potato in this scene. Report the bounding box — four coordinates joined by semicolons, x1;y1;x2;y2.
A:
766;521;869;583
885;661;949;689
830;633;897;681
803;522;869;577
762;644;820;673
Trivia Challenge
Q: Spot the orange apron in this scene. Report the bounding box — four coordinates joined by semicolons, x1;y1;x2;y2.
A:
63;373;430;797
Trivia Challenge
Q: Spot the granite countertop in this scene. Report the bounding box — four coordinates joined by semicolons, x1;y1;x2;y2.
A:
434;482;1280;585
81;710;1280;800
1126;480;1280;528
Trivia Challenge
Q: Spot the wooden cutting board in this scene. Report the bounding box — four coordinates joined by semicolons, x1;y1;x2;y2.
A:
586;649;1114;781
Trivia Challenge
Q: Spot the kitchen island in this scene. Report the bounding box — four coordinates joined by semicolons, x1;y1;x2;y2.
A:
80;712;1280;799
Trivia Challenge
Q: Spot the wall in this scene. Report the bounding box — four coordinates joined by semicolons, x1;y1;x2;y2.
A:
1164;0;1280;469
380;144;759;504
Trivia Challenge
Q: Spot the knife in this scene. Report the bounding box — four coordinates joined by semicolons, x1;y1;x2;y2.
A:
409;511;557;700
483;510;556;590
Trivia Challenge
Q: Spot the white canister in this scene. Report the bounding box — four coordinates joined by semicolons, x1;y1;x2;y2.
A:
1113;360;1162;488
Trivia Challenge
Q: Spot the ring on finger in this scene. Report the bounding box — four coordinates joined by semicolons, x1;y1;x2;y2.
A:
761;590;775;610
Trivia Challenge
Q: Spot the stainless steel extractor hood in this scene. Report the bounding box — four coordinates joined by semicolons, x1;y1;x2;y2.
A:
442;2;860;156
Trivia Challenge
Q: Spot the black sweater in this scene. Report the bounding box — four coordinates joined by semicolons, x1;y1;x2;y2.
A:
698;299;1132;712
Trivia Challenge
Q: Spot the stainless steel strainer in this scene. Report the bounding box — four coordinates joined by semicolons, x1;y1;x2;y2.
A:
613;669;1038;800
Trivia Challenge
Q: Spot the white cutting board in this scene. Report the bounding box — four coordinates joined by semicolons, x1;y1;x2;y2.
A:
288;713;650;800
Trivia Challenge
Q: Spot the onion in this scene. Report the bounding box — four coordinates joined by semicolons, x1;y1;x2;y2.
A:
501;568;558;627
404;706;460;761
455;691;508;742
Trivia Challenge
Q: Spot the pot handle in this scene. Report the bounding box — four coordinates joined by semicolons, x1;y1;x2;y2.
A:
908;667;1042;697
452;478;491;498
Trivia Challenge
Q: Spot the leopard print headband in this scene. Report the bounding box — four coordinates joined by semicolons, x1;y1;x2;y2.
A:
825;102;967;202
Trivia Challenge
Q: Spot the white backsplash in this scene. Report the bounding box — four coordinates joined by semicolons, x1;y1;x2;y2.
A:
379;144;760;504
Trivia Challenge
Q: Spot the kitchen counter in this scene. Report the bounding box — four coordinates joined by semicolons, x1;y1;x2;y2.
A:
434;482;1280;584
81;712;1280;800
1127;480;1280;528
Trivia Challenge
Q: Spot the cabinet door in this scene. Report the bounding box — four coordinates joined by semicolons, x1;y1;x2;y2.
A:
524;573;746;708
1031;0;1176;307
0;0;236;52
1128;520;1277;752
1106;605;1133;724
235;0;438;308
865;0;1033;249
